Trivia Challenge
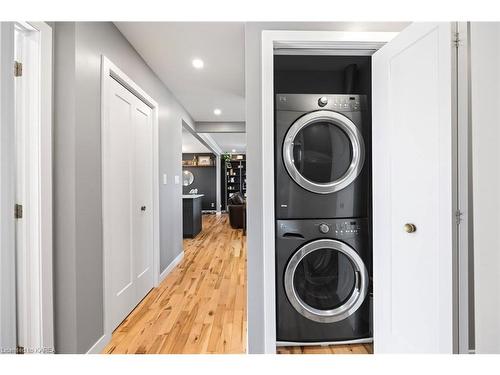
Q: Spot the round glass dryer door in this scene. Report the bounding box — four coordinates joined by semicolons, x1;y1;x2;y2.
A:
283;110;365;194
284;239;368;323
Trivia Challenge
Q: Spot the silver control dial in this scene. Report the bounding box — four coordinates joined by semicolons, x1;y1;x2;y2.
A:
318;96;328;107
319;223;330;234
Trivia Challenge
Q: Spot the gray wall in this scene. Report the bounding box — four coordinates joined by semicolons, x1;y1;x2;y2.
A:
195;121;246;133
53;22;193;353
182;153;217;210
471;22;500;354
244;22;409;353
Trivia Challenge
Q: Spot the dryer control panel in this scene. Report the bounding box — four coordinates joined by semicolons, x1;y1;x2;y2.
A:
276;94;368;112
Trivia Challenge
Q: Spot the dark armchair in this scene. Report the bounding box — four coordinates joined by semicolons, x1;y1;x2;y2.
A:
227;192;246;231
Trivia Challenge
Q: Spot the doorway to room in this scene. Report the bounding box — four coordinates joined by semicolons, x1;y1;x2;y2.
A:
179;123;248;353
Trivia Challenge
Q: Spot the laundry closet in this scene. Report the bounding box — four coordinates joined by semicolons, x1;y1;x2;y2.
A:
260;23;467;353
273;54;373;346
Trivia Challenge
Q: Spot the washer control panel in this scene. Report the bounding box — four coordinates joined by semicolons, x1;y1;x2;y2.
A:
318;223;330;234
276;218;368;239
334;220;361;235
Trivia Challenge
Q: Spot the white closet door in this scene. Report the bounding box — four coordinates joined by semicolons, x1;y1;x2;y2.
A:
106;78;154;331
132;99;154;300
372;23;455;353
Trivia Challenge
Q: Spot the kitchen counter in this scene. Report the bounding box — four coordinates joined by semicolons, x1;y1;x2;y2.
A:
182;194;204;238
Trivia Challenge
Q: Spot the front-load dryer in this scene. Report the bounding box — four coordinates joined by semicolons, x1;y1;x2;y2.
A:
276;218;372;344
275;94;371;219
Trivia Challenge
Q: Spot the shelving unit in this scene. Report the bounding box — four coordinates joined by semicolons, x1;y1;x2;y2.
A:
222;156;246;211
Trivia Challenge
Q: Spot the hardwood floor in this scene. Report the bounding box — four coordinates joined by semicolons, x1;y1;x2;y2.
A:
103;213;247;354
102;213;370;355
277;344;373;354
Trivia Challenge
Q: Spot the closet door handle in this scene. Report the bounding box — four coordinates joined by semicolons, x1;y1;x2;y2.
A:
140;206;146;212
403;223;416;233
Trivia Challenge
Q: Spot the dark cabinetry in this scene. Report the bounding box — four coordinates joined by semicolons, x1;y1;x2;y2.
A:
182;196;203;238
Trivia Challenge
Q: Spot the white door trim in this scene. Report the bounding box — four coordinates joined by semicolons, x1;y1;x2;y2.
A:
0;21;17;353
31;20;54;355
1;21;53;354
100;55;160;347
16;20;54;354
259;30;398;354
455;22;474;354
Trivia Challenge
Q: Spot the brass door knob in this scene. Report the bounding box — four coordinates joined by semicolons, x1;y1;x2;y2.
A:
404;223;417;233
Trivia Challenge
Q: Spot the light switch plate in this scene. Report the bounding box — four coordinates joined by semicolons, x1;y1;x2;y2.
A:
174;175;180;185
163;174;167;185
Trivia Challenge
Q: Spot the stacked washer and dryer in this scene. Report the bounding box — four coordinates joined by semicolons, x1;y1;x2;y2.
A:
274;56;372;345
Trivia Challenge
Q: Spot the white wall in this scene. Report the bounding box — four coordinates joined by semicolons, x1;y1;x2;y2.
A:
244;21;409;354
471;22;500;354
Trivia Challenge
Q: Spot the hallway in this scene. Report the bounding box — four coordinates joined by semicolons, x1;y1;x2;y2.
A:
103;214;247;354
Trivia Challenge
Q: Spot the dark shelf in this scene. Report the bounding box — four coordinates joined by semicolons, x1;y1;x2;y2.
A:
224;157;246;207
182;165;215;168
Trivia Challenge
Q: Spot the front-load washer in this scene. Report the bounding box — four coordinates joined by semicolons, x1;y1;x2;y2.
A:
276;218;372;344
275;94;371;219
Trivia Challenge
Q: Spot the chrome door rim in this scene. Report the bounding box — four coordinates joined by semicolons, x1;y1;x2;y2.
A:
284;239;368;323
283;110;365;194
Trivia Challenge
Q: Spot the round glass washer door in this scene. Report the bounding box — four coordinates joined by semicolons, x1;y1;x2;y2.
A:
283;110;365;194
284;239;368;323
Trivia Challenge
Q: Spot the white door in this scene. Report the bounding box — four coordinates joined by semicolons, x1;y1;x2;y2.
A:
372;23;456;353
106;77;154;331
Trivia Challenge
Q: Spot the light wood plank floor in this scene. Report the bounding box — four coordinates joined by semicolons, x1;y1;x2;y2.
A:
277;344;373;354
103;213;247;354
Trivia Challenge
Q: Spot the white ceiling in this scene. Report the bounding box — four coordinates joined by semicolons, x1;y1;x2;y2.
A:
203;133;246;153
182;128;211;153
115;22;245;122
117;21;410;151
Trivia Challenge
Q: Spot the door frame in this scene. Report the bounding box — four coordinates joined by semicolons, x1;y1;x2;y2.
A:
0;21;53;353
260;29;398;353
100;56;160;349
0;21;17;354
455;22;474;354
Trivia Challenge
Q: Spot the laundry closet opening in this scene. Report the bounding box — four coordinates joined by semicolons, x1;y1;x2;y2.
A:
274;55;372;96
273;53;374;353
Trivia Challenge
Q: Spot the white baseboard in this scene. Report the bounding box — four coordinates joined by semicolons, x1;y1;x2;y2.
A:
159;251;184;284
88;253;183;354
86;333;109;354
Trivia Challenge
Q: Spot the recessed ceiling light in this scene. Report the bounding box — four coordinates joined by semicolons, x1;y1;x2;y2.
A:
232;149;236;153
213;108;222;116
192;58;204;69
